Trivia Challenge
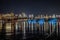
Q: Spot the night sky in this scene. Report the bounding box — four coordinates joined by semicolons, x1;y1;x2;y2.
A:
0;0;60;15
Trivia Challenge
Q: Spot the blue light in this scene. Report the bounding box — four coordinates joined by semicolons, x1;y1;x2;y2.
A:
48;18;57;25
31;20;36;24
27;20;31;24
38;19;45;25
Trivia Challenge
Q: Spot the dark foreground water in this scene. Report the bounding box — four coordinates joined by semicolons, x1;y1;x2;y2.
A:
0;31;59;40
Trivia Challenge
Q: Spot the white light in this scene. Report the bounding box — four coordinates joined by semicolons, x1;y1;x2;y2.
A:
29;14;34;18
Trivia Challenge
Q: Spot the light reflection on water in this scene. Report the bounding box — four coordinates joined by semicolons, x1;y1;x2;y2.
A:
0;29;58;40
0;18;59;40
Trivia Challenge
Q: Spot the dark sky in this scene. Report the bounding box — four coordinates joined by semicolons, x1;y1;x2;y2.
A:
0;0;60;15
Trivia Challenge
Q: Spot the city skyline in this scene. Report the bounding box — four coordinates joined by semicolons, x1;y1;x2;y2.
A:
0;0;60;40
